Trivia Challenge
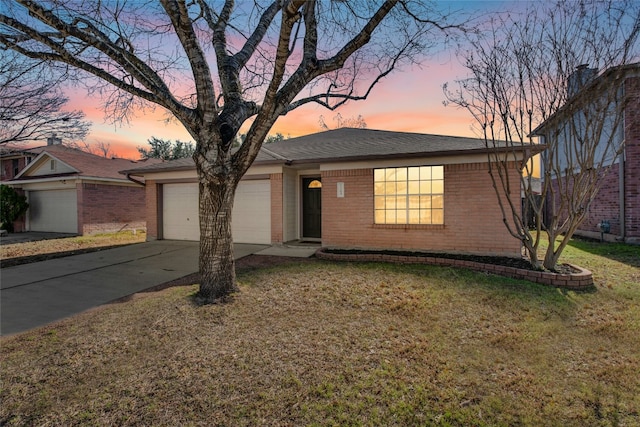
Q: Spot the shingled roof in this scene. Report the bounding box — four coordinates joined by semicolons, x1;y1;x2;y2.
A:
123;128;540;175
12;145;158;182
264;128;500;162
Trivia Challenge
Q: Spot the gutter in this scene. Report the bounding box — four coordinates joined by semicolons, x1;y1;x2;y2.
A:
260;146;293;166
126;173;146;186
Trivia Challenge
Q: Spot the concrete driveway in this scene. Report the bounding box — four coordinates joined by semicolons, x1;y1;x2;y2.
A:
0;241;267;336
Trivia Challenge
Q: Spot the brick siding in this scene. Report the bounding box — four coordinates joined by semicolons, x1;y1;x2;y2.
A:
79;183;146;235
623;76;640;242
0;156;29;181
580;163;622;236
270;173;283;243
321;162;523;257
145;180;159;240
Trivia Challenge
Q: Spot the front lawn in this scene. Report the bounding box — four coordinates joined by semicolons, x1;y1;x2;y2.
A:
1;239;639;426
0;231;146;267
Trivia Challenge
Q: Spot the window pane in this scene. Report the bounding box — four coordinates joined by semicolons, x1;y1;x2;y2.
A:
419;181;432;194
396;181;407;194
375;210;386;224
408;209;420;224
408;167;420;180
396;196;407;209
387;210;397;224
432;180;444;194
385;168;396;181
420;209;432;224
420;166;431;180
374;169;385;182
385;182;396;195
432;195;444;209
396;209;407;224
420;196;431;209
432;166;444;180
385;196;396;209
409;195;420;209
408;181;420;194
432;209;444;224
374;196;385;209
396;167;407;181
374;182;385;195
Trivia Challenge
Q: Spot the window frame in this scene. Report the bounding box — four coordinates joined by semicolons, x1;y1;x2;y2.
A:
373;165;444;225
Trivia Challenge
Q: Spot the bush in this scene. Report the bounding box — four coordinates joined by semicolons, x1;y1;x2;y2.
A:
0;184;28;232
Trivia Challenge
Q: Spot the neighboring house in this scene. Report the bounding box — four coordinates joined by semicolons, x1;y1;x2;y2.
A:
123;128;543;257
1;137;75;183
7;144;155;235
532;63;639;243
0;146;39;182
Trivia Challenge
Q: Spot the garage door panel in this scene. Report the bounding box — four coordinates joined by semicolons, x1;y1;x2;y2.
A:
233;180;271;244
162;180;270;244
162;183;199;241
29;190;78;233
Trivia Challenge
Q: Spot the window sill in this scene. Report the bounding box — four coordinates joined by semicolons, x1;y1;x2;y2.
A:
372;223;445;230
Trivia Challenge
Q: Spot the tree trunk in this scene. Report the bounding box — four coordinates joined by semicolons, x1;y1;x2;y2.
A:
543;231;560;271
197;177;239;303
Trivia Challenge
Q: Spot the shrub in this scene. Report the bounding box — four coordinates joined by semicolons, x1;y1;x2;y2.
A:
0;184;28;232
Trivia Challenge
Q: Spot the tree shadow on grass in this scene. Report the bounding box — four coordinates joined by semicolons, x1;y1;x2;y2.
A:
567;236;640;269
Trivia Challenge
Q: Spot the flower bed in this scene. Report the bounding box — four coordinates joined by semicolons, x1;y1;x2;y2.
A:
315;248;594;290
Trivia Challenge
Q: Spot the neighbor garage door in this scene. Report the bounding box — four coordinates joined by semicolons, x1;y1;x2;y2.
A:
28;189;78;233
162;180;271;244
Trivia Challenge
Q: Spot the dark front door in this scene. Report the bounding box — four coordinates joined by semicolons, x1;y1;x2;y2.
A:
302;177;322;239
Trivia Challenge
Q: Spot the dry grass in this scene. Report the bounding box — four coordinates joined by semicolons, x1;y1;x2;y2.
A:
0;231;146;266
1;239;639;426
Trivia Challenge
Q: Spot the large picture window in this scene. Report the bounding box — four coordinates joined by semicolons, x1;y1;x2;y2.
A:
374;165;444;224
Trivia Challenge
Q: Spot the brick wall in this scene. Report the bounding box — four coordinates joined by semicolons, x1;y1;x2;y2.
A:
579;163;622;237
0;156;29;181
270;173;283;243
624;75;640;242
145;180;159;240
79;183;146;235
321;162;522;257
562;75;640;242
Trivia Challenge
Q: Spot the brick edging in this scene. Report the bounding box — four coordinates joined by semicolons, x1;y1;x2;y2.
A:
315;248;594;290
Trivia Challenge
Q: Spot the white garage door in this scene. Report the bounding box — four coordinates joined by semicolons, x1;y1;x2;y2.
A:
162;180;271;244
28;189;78;233
233;180;271;244
162;183;199;241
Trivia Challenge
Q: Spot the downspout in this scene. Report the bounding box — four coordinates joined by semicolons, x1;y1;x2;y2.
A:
619;80;627;242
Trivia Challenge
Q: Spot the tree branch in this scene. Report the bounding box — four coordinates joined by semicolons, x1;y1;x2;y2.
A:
160;0;217;117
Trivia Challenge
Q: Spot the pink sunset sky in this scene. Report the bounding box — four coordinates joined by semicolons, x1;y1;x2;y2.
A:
62;2;514;160
70;57;476;160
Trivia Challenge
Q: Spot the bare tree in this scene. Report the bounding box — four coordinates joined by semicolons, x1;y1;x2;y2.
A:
445;0;639;270
1;0;462;302
319;112;367;130
66;139;115;158
0;51;90;145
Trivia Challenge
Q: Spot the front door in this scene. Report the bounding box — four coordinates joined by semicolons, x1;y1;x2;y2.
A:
302;177;322;239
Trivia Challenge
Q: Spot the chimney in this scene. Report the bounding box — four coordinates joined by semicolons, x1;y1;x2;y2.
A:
567;64;597;97
47;134;62;146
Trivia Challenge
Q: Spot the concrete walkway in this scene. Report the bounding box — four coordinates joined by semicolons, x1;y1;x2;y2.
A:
0;241;277;336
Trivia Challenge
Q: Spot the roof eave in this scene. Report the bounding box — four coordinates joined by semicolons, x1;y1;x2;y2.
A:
286;146;543;165
121;158;287;176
